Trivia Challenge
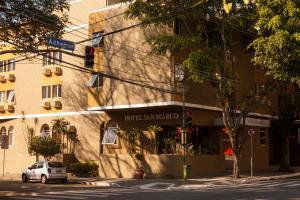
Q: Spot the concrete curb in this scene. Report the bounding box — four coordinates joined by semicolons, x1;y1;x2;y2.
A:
238;172;300;184
81;181;121;187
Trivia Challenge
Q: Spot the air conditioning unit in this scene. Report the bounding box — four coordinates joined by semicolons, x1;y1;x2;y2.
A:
7;105;14;112
0;105;5;113
42;68;52;76
51;67;62;75
51;100;62;109
0;75;6;83
7;74;15;82
40;101;51;109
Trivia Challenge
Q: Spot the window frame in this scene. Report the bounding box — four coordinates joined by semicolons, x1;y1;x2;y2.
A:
42;86;51;99
0;61;7;72
259;127;267;146
40;124;50;137
7;90;15;103
53;52;62;65
52;85;62;98
43;53;52;66
0;91;5;103
0;127;6;146
102;120;118;145
7;60;15;72
92;31;104;48
8;126;14;146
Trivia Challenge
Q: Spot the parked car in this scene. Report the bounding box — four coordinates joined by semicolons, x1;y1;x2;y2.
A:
22;161;67;184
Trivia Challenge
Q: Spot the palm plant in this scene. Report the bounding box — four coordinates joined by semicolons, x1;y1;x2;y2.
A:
51;118;70;154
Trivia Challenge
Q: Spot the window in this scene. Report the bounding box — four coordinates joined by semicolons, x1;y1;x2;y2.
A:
0;91;5;103
8;126;13;146
92;32;104;47
43;52;62;66
30;163;38;169
102;120;118;144
7;90;15;103
0;61;6;72
52;85;62;98
88;74;103;88
53;52;62;65
7;60;15;72
37;162;44;169
259;128;267;145
0;127;6;146
40;124;50;137
48;162;64;168
175;18;183;36
42;86;51;99
43;52;52;66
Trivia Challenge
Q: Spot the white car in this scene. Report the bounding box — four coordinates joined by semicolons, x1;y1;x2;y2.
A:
22;161;67;184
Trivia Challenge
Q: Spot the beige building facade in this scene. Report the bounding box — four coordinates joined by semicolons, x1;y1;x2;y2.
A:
0;1;275;178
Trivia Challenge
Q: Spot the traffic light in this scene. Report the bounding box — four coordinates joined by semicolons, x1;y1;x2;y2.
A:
185;111;192;129
85;46;95;68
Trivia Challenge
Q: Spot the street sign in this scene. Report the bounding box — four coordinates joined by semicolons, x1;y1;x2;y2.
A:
248;129;255;136
47;37;75;51
1;135;8;149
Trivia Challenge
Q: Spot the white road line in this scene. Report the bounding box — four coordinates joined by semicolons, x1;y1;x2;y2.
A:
12;197;53;200
46;191;109;198
35;194;86;199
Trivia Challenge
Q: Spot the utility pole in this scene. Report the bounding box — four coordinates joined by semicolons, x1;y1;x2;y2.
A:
182;78;187;184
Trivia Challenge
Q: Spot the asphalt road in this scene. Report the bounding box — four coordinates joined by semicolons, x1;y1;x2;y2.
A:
1;178;300;200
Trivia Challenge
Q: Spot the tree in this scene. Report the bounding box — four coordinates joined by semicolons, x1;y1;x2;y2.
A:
29;136;61;161
0;0;69;52
123;0;268;178
251;0;300;171
51;118;70;154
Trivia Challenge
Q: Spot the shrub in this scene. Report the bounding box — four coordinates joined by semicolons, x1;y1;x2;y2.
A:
69;162;99;177
29;136;61;161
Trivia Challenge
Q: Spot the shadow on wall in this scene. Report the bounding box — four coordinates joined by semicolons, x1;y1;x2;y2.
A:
62;10;176;177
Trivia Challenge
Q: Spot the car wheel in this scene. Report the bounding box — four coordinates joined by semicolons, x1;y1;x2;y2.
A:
61;178;67;184
22;174;28;183
41;175;48;184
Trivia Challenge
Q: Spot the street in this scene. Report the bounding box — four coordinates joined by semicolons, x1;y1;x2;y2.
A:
1;178;300;200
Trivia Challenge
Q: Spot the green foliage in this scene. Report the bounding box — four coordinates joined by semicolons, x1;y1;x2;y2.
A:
51;118;70;135
29;136;61;161
184;47;222;83
69;162;99;177
250;0;300;85
147;125;162;133
0;0;69;51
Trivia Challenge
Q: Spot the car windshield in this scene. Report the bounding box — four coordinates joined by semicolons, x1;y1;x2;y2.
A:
48;162;64;168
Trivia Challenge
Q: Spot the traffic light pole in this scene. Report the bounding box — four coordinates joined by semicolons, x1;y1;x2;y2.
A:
182;79;187;184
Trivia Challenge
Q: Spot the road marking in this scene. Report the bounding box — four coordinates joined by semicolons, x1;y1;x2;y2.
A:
36;194;86;199
12;197;53;200
46;191;109;198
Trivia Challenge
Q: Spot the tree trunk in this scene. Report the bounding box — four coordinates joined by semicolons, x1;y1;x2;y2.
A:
232;148;241;179
279;119;291;172
279;136;290;172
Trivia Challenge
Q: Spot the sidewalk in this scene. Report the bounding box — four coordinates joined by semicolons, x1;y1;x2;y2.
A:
76;170;300;189
2;170;300;190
